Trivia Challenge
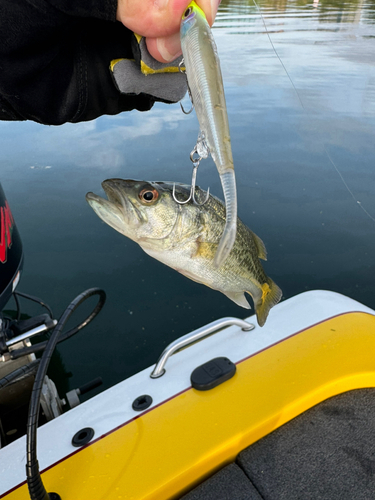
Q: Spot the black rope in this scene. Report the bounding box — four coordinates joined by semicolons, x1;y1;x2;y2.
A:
0;360;40;389
13;292;21;321
26;288;106;500
14;291;54;319
10;292;104;360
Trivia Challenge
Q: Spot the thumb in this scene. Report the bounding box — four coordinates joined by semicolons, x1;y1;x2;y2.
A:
117;0;221;63
116;0;188;38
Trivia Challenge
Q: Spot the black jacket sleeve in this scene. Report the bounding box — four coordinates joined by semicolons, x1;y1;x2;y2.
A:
0;0;155;125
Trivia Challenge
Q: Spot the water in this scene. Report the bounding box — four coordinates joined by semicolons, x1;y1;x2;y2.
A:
1;0;374;400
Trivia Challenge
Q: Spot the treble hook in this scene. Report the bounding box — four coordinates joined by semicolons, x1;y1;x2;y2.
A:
172;147;210;206
179;59;194;115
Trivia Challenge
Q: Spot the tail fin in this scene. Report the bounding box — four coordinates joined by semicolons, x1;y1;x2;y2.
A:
255;279;282;327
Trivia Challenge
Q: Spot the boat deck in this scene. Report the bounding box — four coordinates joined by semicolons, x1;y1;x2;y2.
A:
1;291;375;500
182;388;375;500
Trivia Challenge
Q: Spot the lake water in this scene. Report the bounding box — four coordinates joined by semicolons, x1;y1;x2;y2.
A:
1;0;374;399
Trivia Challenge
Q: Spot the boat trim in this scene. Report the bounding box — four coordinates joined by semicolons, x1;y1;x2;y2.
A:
2;307;375;499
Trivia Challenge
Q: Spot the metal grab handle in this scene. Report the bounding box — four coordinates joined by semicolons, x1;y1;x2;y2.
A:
6;320;58;347
150;317;255;379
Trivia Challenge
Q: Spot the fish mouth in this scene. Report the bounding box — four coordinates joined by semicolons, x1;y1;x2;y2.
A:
86;179;147;236
86;188;129;236
101;179;147;226
101;179;127;206
85;190;113;211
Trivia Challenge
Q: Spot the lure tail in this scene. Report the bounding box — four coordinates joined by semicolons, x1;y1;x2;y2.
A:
214;170;237;267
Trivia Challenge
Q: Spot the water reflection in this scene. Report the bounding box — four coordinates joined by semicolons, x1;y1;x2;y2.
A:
1;0;374;396
219;0;375;26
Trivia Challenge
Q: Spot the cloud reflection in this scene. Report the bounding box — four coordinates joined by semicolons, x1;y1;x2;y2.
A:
0;105;188;171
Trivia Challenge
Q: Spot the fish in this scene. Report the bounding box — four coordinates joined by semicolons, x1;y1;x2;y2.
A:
180;1;237;269
86;179;282;327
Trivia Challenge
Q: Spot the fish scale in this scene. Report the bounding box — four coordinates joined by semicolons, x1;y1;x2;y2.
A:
86;179;282;327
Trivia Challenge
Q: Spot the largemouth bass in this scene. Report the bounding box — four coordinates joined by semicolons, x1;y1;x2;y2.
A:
86;179;282;327
180;1;237;269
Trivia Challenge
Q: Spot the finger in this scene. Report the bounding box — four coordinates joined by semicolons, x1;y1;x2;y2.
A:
117;0;187;38
146;0;221;63
198;0;221;27
146;34;182;63
117;0;220;39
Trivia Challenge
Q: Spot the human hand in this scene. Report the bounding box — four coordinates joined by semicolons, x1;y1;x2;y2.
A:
116;0;221;63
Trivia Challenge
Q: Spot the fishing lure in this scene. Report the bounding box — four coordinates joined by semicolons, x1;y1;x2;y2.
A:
178;1;237;268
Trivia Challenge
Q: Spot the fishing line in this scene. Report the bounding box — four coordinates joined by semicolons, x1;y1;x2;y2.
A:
252;0;305;109
252;0;375;225
324;146;375;223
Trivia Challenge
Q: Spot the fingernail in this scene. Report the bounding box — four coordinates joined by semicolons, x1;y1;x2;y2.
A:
156;35;181;62
211;0;221;21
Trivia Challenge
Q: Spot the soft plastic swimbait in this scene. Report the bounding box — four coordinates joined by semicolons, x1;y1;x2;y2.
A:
180;1;237;268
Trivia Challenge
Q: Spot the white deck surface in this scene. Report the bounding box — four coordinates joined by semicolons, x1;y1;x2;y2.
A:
0;290;374;496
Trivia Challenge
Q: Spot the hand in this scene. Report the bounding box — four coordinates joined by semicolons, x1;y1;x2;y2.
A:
116;0;221;63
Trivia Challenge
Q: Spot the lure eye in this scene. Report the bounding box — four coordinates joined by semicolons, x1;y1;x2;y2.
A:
183;7;193;18
139;188;159;204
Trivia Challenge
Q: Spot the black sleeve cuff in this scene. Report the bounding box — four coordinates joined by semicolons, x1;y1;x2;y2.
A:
0;0;154;125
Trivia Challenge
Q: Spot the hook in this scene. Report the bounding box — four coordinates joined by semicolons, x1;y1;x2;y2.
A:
178;59;186;74
180;100;194;115
172;147;210;206
179;58;194;114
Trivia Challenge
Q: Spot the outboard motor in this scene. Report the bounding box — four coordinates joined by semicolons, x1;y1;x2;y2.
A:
0;183;23;310
0;184;63;448
0;183;105;454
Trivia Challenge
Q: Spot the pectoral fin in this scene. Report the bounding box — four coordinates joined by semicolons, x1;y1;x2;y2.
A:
223;291;251;309
193;241;218;260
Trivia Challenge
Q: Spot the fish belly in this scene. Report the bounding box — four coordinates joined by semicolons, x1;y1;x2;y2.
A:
143;243;257;302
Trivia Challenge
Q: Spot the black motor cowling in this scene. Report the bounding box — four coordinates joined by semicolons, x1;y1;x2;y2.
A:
0;183;23;311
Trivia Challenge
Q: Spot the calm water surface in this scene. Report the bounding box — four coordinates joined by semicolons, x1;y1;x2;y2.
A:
1;0;374;398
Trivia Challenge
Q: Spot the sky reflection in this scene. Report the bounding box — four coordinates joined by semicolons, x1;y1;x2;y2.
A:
1;0;374;395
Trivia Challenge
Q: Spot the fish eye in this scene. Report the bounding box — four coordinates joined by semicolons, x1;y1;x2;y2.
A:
139;187;159;204
183;7;192;18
